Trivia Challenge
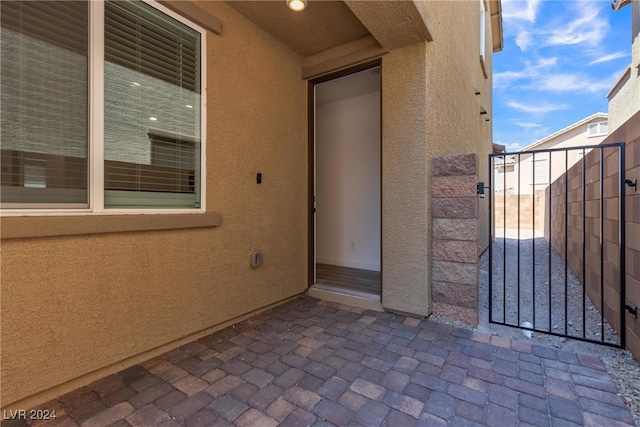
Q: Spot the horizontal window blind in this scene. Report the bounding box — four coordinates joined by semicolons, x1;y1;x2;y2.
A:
104;0;201;209
105;1;199;93
0;1;88;206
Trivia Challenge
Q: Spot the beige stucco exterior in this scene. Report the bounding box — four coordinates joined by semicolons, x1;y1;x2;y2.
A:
608;1;640;133
1;0;501;409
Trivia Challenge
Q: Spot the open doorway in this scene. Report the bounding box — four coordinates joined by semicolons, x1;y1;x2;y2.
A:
309;63;381;301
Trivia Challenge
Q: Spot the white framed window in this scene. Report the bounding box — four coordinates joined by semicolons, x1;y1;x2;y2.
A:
530;157;549;185
587;121;608;137
1;0;206;213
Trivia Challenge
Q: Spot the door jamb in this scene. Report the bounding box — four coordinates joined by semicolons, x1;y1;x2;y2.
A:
307;59;382;289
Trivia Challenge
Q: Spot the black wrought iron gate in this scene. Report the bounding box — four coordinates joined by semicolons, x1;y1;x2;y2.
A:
488;142;626;347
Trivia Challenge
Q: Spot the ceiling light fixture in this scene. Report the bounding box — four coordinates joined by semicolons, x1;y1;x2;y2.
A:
287;0;307;11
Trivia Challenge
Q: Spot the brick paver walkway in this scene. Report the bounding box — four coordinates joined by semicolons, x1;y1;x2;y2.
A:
8;297;635;427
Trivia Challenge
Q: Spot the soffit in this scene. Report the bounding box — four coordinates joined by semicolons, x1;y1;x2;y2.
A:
489;0;504;52
343;0;433;50
225;1;370;57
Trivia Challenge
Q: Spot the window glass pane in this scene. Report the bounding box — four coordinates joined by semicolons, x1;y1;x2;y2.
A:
600;121;608;134
532;159;548;184
104;0;201;209
1;1;88;206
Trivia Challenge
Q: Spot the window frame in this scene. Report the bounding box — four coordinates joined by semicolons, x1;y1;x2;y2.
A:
1;0;207;217
586;121;608;138
530;157;549;185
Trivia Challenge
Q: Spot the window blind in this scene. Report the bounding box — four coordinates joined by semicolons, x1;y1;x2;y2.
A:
0;1;88;206
103;0;202;209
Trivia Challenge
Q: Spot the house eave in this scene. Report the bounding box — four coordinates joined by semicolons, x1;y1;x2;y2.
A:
490;0;504;53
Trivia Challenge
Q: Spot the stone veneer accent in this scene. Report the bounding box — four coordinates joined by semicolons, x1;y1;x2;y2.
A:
431;153;479;326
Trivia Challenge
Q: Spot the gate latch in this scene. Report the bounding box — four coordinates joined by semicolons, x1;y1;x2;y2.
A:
625;305;638;319
625;179;637;192
477;182;488;199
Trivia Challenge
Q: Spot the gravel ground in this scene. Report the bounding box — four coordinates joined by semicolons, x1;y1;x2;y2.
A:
432;228;640;426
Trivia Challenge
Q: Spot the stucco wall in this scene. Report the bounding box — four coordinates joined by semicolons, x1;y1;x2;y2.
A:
609;2;640;133
381;0;494;315
1;1;307;408
423;0;494;255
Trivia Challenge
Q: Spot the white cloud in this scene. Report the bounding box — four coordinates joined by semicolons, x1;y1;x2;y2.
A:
515;31;533;52
502;0;541;23
513;121;544;130
588;52;629;65
506;101;570;114
534;72;620;94
494;57;557;87
542;3;609;47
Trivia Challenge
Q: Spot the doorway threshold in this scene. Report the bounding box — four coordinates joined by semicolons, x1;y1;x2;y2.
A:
308;284;383;312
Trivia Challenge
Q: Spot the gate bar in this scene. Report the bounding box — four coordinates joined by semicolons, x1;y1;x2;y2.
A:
620;144;627;348
517;153;522;328
600;148;605;342
532;152;536;329
564;151;569;336
581;150;587;339
488;155;493;322
552;153;553;331
503;152;507;323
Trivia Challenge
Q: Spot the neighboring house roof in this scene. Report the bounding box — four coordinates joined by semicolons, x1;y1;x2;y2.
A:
518;112;608;153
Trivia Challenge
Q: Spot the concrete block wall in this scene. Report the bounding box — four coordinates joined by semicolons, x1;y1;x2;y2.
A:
431;153;479;326
544;111;640;360
494;193;545;230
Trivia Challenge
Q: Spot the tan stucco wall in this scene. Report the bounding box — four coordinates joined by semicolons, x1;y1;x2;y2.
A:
381;42;430;316
609;2;639;133
1;1;307;408
423;0;494;255
380;0;494;315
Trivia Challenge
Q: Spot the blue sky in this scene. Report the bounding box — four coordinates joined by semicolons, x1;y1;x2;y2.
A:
493;0;632;152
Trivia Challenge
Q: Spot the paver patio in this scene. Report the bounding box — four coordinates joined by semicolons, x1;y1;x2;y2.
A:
6;296;635;427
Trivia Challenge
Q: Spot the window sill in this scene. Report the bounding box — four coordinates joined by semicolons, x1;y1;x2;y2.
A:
1;211;220;239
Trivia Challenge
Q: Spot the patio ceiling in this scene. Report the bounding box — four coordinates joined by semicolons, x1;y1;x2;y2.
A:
225;1;371;57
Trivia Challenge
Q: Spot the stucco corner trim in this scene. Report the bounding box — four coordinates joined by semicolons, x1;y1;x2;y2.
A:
0;212;221;239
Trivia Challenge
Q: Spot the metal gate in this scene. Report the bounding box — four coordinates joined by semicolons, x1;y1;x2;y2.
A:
488;142;627;347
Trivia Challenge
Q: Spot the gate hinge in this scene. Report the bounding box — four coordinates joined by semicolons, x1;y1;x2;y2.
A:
625;179;637;192
625;304;638;319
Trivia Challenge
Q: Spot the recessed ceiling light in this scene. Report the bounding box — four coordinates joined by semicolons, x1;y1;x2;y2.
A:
131;82;140;87
287;0;307;11
149;117;157;121
185;104;193;109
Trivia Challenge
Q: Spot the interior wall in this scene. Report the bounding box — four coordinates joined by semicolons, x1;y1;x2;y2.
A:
316;90;381;271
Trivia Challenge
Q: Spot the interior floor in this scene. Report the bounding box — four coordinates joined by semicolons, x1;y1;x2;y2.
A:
315;263;381;299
